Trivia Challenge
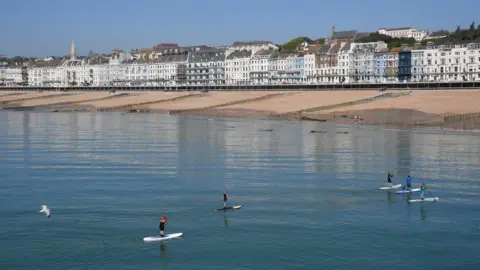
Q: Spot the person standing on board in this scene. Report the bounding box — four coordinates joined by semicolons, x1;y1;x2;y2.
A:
223;190;228;208
420;183;428;200
159;216;167;237
387;172;394;187
403;175;412;190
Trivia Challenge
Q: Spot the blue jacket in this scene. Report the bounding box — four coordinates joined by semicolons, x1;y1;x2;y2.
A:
406;176;411;184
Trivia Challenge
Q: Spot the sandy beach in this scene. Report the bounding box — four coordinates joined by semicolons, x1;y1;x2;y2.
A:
218;90;389;114
1;89;479;129
312;90;480;115
145;91;280;111
75;91;185;108
0;91;65;103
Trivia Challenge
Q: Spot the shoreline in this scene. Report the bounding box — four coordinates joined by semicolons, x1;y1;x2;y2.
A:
1;89;479;131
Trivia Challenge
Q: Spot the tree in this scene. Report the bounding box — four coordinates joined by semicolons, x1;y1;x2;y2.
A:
357;33;416;49
11;56;23;63
282;36;313;52
470;21;476;31
431;30;449;37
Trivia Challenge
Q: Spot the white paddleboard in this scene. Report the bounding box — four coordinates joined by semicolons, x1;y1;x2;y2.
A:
396;188;420;194
143;232;183;242
409;197;439;203
379;184;402;190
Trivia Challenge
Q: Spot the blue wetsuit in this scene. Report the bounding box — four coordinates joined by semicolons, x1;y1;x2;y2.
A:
406;176;412;189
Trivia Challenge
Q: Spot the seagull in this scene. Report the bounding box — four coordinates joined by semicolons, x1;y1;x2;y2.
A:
39;205;51;218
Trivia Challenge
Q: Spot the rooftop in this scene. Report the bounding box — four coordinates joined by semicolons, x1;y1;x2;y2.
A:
380;27;413;31
187;49;226;63
232;41;272;46
332;30;358;40
226;50;252;60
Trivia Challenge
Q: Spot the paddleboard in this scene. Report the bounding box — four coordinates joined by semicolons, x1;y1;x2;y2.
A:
396;188;420;194
379;184;402;190
143;232;183;242
409;197;439;203
215;205;242;211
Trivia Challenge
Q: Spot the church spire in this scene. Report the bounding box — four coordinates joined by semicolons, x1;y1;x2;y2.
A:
70;40;76;60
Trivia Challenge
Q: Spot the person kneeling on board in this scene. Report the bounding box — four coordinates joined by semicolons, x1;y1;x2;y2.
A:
420;183;428;200
387;172;394;187
223;190;228;208
403;175;412;190
159;216;167;237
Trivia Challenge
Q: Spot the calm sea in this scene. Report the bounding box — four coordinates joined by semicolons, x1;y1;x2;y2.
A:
0;111;479;270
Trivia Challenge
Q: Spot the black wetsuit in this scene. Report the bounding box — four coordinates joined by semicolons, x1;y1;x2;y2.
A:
388;173;393;183
159;221;166;236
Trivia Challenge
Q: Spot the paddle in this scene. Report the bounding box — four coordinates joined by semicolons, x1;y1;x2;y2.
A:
426;185;437;203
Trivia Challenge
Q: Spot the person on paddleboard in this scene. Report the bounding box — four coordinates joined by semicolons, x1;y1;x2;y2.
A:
420;183;428;200
387;172;394;187
223;190;228;208
159;216;167;237
403;175;412;190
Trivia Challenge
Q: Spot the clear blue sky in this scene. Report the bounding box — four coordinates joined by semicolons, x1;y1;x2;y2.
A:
1;0;479;57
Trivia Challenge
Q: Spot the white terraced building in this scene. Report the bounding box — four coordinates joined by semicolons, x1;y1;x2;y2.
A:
337;42;353;83
250;49;275;85
350;41;387;83
411;50;425;82
0;63;8;86
225;50;252;85
5;67;24;86
3;40;480;88
269;53;306;84
421;43;480;82
378;27;429;41
185;48;226;86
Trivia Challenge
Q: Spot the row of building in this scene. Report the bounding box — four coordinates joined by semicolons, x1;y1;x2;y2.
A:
1;28;479;87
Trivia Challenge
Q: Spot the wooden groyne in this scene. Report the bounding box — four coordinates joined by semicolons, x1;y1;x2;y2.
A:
97;93;201;112
169;92;298;115
1;93;76;105
444;112;480;123
45;93;132;108
275;91;412;118
1;106;36;111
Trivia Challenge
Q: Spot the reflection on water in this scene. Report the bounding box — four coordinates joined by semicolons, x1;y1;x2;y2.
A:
159;242;167;257
159;242;168;270
406;193;412;202
420;206;428;221
387;190;393;203
224;215;229;228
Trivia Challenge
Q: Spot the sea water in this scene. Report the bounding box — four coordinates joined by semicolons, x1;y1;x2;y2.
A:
0;111;479;270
